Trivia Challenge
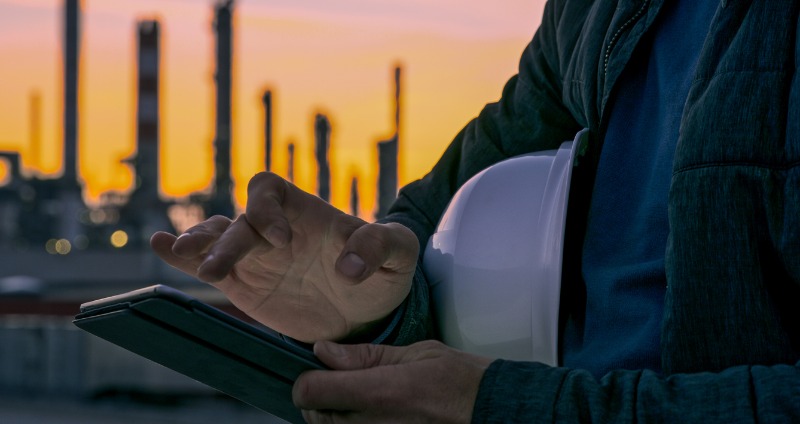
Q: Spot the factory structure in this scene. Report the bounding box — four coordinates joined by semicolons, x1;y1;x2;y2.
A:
0;0;403;275
0;1;407;408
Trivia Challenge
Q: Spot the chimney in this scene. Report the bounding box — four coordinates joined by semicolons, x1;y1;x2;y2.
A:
314;114;331;202
209;0;235;217
349;175;359;217
63;0;80;183
374;135;397;219
263;90;273;172
134;19;160;200
374;65;402;219
287;142;295;183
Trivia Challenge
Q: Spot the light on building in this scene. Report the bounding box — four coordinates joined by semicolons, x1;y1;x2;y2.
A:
110;230;129;248
55;239;72;255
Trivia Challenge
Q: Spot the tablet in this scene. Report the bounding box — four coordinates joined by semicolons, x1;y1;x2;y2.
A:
73;285;326;424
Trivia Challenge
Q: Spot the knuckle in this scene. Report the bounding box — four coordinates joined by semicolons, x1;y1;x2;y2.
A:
247;171;285;193
360;224;393;253
187;215;231;235
362;344;385;366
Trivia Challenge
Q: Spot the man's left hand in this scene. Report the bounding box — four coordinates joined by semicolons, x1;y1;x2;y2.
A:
293;340;493;423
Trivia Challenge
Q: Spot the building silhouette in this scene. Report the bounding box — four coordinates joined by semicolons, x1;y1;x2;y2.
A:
263;90;273;172
375;136;397;219
287;142;295;183
208;0;235;217
349;175;359;217
314;114;331;202
63;0;79;184
57;0;85;243
374;65;402;219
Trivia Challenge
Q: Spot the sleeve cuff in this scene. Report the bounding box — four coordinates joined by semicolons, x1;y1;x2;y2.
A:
473;360;569;423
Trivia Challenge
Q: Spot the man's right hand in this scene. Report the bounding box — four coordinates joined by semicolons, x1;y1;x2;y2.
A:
150;172;419;343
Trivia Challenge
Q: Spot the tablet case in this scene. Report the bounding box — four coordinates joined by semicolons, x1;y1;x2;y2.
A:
73;285;325;424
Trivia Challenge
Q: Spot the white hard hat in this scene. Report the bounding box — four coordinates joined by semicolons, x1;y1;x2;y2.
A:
422;129;586;364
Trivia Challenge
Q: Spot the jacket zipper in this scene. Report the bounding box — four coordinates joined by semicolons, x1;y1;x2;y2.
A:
602;0;651;78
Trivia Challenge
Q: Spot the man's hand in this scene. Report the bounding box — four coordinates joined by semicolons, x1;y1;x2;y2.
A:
150;172;419;342
293;340;493;423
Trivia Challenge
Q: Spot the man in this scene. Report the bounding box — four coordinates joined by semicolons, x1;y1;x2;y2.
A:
152;0;800;422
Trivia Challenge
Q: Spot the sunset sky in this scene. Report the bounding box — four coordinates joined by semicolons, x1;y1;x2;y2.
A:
0;0;544;218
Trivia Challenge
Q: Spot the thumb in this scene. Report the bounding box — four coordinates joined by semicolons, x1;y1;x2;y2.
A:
335;222;419;283
313;340;405;370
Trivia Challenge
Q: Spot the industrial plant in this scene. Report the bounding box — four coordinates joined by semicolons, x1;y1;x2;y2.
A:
0;0;403;287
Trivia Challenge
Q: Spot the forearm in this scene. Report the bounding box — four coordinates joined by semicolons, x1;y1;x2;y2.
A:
474;359;800;423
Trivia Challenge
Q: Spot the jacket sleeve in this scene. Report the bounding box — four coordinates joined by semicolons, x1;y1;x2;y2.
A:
380;0;582;346
473;359;800;423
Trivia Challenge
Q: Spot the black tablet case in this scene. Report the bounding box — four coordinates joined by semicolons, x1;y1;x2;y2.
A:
73;285;325;424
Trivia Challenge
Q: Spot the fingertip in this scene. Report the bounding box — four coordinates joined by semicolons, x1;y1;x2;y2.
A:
149;231;175;246
149;233;177;258
170;233;197;258
336;252;367;282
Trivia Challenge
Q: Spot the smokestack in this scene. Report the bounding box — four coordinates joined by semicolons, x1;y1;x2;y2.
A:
263;90;272;172
374;135;397;219
56;0;85;244
63;0;80;183
350;175;359;217
394;64;401;138
314;114;331;202
134;19;160;200
209;0;235;217
374;65;402;219
287;142;295;183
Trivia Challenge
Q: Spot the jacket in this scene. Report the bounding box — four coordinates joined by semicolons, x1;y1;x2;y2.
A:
383;0;800;421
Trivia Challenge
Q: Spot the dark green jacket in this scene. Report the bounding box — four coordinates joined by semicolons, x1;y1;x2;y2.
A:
384;0;800;421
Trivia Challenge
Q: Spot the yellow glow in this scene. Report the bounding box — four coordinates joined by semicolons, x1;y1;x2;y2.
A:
110;230;129;248
55;238;72;255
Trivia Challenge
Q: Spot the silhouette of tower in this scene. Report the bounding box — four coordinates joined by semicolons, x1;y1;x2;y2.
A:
263;90;273;172
314;114;331;202
118;19;173;247
375;136;397;219
287;142;295;183
63;0;79;184
374;65;401;219
57;0;85;243
393;65;401;141
349;175;359;217
132;20;160;202
209;0;235;217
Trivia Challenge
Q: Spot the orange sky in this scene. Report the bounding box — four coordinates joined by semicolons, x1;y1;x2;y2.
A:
0;0;544;218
